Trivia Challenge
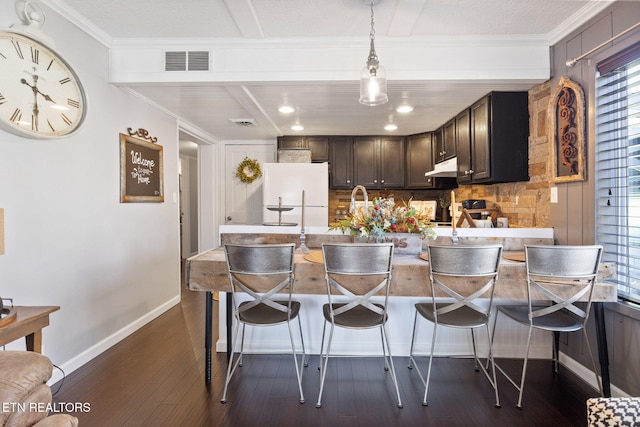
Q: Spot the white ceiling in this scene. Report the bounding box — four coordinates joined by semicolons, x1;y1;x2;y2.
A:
43;0;617;142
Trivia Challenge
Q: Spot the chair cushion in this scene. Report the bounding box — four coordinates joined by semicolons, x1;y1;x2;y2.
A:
322;303;386;328
0;351;54;427
32;414;79;427
238;300;300;325
416;303;489;328
497;305;584;332
587;397;640;427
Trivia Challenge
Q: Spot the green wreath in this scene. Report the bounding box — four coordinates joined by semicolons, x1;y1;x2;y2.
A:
235;157;262;183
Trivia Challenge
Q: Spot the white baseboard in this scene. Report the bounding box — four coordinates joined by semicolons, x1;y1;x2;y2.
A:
559;353;630;398
215;338;551;359
48;295;180;385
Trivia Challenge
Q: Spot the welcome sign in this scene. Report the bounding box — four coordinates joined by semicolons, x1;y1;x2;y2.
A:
119;133;164;203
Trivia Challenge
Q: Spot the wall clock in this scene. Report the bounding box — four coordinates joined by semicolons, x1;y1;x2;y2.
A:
0;6;87;139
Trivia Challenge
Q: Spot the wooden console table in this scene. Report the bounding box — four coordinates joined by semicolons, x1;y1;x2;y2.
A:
0;306;60;353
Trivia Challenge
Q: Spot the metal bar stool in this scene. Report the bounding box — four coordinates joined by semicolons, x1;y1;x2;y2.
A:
316;243;402;409
408;244;503;407
221;243;307;404
491;245;604;408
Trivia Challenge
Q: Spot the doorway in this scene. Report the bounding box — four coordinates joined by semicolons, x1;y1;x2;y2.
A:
224;144;275;225
179;136;200;259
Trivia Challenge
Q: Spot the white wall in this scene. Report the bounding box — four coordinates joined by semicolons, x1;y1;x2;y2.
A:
0;3;181;378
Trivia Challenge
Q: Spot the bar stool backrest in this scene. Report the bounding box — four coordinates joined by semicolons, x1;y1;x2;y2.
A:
427;244;503;318
224;243;296;316
321;243;394;318
524;245;603;325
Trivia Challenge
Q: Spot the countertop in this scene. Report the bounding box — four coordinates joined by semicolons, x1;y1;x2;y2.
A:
220;225;555;239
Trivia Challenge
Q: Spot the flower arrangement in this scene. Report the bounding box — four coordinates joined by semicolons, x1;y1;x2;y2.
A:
438;194;450;210
331;197;436;241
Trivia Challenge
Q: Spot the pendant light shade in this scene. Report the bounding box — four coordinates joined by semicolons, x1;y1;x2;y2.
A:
359;0;388;106
359;54;388;106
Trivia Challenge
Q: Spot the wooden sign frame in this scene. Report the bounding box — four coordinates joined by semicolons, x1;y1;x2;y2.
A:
119;133;164;203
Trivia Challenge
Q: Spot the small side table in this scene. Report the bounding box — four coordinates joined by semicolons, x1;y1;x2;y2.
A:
0;306;60;353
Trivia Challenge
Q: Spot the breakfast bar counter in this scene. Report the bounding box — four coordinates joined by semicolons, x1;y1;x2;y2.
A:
186;229;616;396
186;248;616;301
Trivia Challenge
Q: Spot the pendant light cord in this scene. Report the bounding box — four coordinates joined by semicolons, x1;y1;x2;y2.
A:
367;0;379;68
369;1;376;43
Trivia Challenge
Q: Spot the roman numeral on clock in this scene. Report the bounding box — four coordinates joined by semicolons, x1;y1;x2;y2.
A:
46;58;55;71
47;119;55;132
61;113;72;126
59;77;71;85
67;99;80;108
11;41;23;59
0;93;6;105
10;108;22;123
31;47;39;64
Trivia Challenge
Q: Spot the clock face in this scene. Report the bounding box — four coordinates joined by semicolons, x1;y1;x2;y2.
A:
0;31;87;139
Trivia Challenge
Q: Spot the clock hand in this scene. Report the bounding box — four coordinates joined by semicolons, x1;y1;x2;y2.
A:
33;101;39;130
19;75;44;130
20;78;57;103
29;77;40;130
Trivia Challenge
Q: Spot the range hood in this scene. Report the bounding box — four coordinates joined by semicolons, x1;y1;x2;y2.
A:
424;157;458;177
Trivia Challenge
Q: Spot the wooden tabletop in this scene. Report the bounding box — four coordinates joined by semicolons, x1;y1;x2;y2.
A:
186;248;617;302
0;306;60;352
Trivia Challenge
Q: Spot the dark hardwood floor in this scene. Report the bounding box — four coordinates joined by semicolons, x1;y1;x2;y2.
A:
52;287;598;426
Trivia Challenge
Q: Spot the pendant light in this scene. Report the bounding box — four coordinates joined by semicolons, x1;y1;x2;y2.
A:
359;0;388;106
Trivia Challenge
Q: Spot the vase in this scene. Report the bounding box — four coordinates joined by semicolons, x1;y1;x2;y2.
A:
353;233;423;255
441;207;450;222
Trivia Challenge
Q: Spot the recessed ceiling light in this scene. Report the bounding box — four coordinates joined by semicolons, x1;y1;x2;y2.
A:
384;124;398;131
279;105;295;114
291;124;304;131
396;105;414;113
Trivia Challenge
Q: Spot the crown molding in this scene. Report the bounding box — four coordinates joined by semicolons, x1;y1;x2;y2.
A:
547;0;616;46
40;0;112;48
109;33;550;51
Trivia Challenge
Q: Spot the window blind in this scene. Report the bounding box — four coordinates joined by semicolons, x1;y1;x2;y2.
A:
595;55;640;304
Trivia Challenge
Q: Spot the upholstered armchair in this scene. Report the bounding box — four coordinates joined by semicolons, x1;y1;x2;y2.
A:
0;351;78;427
587;397;640;427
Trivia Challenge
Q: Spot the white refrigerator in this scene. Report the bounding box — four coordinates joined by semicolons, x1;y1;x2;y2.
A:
262;162;329;227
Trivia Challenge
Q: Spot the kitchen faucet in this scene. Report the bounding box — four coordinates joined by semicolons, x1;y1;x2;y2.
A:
349;185;369;214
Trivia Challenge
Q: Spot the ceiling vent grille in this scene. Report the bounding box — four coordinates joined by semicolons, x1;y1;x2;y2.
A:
188;51;209;71
165;51;210;71
230;118;256;127
165;51;186;71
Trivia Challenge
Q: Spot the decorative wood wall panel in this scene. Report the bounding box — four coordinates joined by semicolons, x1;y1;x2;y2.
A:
548;76;586;183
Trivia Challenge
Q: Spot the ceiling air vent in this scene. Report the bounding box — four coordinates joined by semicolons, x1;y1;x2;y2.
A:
188;51;209;71
165;51;210;71
165;51;186;71
229;118;256;127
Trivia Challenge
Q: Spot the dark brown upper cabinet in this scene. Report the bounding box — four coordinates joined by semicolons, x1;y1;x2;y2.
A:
406;132;435;188
434;118;456;163
329;136;353;189
277;136;329;162
353;136;405;189
458;92;529;184
455;109;472;184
